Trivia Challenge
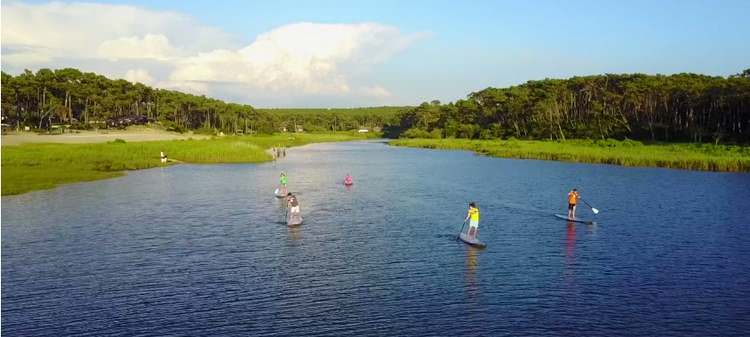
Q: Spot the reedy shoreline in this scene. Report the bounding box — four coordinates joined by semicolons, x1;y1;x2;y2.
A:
389;138;750;172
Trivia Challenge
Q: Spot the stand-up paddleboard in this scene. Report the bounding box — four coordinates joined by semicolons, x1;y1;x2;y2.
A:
459;232;486;248
287;212;303;226
275;186;288;198
554;214;595;224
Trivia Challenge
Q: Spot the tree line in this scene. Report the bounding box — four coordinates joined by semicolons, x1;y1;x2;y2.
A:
1;68;404;134
256;107;404;132
4;68;749;143
392;70;750;143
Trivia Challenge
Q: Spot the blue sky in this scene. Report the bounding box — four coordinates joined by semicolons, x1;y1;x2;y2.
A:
4;0;749;107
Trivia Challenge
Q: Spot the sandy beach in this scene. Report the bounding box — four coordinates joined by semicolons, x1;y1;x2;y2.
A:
2;126;210;146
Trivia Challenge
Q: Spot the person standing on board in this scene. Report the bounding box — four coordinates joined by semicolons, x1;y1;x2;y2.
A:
280;172;288;187
567;188;580;219
464;202;480;240
287;192;300;217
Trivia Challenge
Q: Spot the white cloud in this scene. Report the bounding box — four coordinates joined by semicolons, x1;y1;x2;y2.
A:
98;34;177;61
359;85;392;98
169;22;420;96
1;1;423;106
123;69;155;85
2;1;235;61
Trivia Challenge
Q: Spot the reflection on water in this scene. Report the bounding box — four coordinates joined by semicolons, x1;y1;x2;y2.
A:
287;226;301;241
464;246;479;299
565;222;576;282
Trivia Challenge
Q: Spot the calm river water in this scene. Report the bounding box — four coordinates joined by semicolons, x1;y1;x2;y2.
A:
3;141;749;336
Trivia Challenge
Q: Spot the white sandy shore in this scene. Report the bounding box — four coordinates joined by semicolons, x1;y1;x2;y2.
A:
2;126;210;146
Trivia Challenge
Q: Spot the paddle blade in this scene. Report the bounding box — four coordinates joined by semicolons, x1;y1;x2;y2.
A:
592;208;600;214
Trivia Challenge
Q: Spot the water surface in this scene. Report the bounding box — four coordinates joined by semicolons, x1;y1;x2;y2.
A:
3;141;750;336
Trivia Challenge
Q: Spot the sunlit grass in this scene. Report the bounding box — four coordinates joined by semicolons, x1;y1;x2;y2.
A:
390;138;750;172
2;132;377;195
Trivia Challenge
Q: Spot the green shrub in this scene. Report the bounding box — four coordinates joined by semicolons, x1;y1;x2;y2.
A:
402;128;434;139
193;127;217;135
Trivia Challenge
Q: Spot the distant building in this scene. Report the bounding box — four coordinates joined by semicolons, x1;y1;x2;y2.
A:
358;128;369;133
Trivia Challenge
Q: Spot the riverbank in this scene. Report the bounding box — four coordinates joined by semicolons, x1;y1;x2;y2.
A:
2;133;377;196
390;138;750;172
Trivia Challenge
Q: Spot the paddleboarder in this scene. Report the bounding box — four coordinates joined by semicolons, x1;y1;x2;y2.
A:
464;202;480;240
280;172;288;187
567;188;580;219
287;192;300;216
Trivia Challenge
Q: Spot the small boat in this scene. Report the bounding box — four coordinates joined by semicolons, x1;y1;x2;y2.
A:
459;232;486;248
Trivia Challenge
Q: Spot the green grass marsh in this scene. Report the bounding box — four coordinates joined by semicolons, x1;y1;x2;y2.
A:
2;133;375;195
390;138;750;172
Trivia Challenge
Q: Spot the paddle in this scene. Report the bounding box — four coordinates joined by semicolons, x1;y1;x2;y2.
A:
456;219;468;240
580;198;599;214
279;195;289;223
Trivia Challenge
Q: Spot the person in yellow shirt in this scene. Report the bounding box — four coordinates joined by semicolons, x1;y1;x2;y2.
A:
567;188;580;219
464;202;480;240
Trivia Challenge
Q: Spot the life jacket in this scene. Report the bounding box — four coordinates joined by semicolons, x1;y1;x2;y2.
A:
468;207;479;221
568;192;578;204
